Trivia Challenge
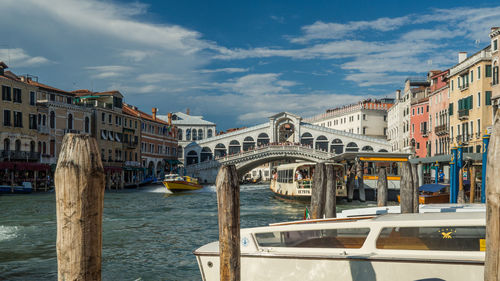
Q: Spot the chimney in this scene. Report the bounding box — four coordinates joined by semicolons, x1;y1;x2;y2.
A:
152;108;157;120
396;89;401;100
458;52;467;63
167;112;172;125
0;62;7;76
186;108;190;115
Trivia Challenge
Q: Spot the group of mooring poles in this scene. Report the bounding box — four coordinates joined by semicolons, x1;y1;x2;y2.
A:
53;108;500;280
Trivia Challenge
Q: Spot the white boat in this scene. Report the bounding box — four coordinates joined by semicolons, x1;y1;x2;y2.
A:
270;162;346;201
194;211;485;281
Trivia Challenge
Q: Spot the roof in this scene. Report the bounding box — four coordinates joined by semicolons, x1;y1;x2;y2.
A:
159;112;215;126
123;104;169;125
372;211;484;222
27;80;71;95
0;62;7;69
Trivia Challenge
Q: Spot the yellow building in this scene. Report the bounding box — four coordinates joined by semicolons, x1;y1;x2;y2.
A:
490;27;500;113
448;46;493;153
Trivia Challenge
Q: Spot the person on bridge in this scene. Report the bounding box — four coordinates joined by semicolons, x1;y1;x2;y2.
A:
295;170;303;181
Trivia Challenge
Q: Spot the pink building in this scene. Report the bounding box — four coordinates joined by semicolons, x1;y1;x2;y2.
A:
427;70;450;156
410;95;430;158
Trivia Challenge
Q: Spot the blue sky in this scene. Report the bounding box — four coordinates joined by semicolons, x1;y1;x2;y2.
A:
1;0;499;130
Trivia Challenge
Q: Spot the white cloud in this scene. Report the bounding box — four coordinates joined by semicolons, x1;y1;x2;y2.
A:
198;68;249;73
213;73;297;97
85;65;132;79
119;50;156;62
0;48;50;67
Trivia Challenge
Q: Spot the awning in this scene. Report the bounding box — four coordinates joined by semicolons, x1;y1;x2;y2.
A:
104;166;123;172
166;159;182;165
0;162;15;169
419;183;448;193
0;162;50;171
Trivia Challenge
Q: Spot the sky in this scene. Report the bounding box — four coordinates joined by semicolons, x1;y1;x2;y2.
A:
1;0;499;130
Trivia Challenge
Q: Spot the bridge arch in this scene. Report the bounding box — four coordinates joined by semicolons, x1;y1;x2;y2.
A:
330;138;343;154
214;143;227;158
186;150;199;165
257;133;269;146
301;132;313;147
228;140;241;155
200;147;213;162
242;136;255;151
315;135;328;151
346;142;359;152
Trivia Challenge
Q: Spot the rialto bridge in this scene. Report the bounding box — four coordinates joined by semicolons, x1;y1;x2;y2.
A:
182;112;391;183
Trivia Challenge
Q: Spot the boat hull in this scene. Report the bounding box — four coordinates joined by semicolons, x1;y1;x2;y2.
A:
163;181;202;192
196;254;483;281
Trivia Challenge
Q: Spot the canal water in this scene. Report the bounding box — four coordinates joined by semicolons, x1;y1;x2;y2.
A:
0;184;375;281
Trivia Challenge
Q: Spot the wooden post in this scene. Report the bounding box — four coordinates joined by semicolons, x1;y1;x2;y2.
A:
411;164;419;213
34;170;38;192
458;166;465;203
377;167;388;207
470;166;476;203
310;163;326;219
356;160;365;202
324;164;336;218
347;164;355;202
216;165;240;281
55;134;105;281
400;162;414;213
485;111;500;281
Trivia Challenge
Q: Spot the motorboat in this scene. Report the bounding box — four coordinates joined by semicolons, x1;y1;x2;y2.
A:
194;211;485;281
397;183;450;204
162;174;202;192
0;182;32;194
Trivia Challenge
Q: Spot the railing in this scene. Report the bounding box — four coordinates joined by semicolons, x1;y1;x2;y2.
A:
1;150;40;160
458;109;469;119
435;124;448;136
456;135;470;144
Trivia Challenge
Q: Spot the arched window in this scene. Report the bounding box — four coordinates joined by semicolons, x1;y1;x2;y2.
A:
186;129;191;141
198;129;203;140
200;147;212;162
186;150;199;165
30;141;35;153
43;142;47;154
362;145;374;151
378;149;388;152
67;113;73;130
15;139;21;152
257;133;270;146
85;117;90;133
177;146;183;158
330;139;344;154
50;111;55;129
228;140;241;155
38;114;41;125
3;138;10;151
42;114;46;126
192;128;197;141
315;135;328;151
38;141;42;153
207;129;213;138
301;132;313;146
242;136;255;151
345;142;359;152
178;129;183;140
214;143;227;157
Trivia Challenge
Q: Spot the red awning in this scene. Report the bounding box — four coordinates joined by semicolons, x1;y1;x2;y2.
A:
0;162;15;169
0;162;49;171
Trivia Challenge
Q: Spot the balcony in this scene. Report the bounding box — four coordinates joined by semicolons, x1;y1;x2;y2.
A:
435;124;449;136
458;109;469;120
37;126;50;135
1;150;40;161
123;141;138;149
420;129;429;137
456;134;471;145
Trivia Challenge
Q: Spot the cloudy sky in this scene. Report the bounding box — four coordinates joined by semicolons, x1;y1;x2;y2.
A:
1;0;499;129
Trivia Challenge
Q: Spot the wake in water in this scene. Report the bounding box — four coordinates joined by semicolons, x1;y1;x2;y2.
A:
0;225;19;241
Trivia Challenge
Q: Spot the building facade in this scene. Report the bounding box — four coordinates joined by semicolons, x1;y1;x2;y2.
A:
428;70;450;156
410;95;429;158
121;106;143;187
448;47;493;153
490;27;500;115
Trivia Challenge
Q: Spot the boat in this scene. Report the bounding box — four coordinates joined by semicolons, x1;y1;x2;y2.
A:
270;162;346;201
0;182;33;194
194;211;485;281
397;183;450;204
162;174;203;192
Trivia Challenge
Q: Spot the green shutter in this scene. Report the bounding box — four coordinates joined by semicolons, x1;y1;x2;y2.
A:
449;102;453;115
469;95;473;109
486;91;492;105
486;65;492;77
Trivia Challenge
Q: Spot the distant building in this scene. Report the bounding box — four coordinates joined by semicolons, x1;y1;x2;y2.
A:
490;27;500;114
304;98;394;138
158;110;216;164
448;47;493;153
427;70;450;156
410;89;430;158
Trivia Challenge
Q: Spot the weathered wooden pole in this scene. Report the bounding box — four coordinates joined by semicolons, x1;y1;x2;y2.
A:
470;166;476;203
377;167;388;207
216;165;240;281
485;111;500;281
347;164;355;202
310;163;326;219
324;164;336;218
400;161;414;213
411;163;419;213
356;160;365;202
55;134;105;281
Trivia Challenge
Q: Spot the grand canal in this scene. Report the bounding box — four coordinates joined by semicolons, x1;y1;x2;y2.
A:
0;184;374;281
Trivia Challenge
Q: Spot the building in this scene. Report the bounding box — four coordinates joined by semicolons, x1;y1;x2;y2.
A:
125;105;178;180
428;70;450;156
304;98;394;138
490;27;500;114
448;47;493;153
73;90;126;189
387;90;403;152
158;110;216;164
410;94;429;158
121;105;143;187
0;62;50;190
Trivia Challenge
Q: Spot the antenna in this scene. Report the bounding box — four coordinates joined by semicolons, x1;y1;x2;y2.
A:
475;39;481;46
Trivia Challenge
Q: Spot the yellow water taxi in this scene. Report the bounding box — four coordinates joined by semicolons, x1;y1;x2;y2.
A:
162;174;203;192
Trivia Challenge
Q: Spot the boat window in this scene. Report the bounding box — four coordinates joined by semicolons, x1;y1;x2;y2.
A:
255;228;370;249
376;226;485;251
277;169;294;183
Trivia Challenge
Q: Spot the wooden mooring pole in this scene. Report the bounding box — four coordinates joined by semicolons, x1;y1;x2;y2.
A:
470;165;476;203
411;163;419;213
55;134;105;281
485;112;500;281
310;163;326;219
356;160;365;202
324;164;336;218
347;164;355;202
216;165;240;281
400;161;414;214
377;167;388;207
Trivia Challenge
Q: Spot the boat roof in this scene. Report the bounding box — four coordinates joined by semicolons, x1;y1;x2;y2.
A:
372;211;485;222
275;162;317;170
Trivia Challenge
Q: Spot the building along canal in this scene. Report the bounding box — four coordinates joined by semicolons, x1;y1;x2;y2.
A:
0;183;375;281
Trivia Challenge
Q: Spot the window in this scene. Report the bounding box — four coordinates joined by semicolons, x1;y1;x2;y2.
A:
478;119;481;135
486;65;492;77
30;91;36;105
255;228;370;249
108;114;112;124
494;66;499;85
363;114;366;120
85;117;90;133
50;94;55;101
494;39;498;51
449;103;453;116
376;226;485;251
50;111;55;128
101;113;105;123
426;105;429;112
3;110;11;126
29;114;37;129
451;80;454;90
2;85;11;101
478;66;481;79
67;114;73;130
471;70;473;83
66;97;72;104
13;111;22;127
486;91;492;105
